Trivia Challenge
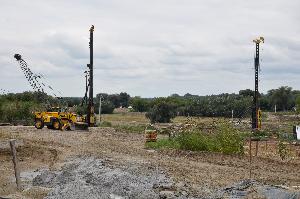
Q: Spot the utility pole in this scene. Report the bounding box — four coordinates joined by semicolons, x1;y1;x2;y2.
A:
87;25;95;127
252;37;264;130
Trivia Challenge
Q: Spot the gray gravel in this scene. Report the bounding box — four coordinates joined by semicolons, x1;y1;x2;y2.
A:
31;157;300;199
215;179;300;199
33;157;191;199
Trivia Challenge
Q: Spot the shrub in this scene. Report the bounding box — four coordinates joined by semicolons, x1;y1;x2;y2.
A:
278;140;290;160
177;132;211;151
146;139;180;149
0;101;36;125
99;101;115;114
130;97;150;112
146;102;176;123
146;122;245;155
214;123;244;154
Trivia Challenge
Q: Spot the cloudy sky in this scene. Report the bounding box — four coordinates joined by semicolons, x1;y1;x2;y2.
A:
0;0;299;97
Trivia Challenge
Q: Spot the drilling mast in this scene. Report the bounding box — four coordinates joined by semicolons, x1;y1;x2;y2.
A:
252;36;264;130
87;25;95;127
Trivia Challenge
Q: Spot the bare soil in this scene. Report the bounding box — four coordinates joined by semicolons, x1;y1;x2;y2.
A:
1;126;300;198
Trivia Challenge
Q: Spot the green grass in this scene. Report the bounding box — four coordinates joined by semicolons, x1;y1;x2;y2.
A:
146;138;180;149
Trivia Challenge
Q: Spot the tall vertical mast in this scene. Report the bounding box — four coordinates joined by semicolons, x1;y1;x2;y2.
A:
87;25;95;126
252;37;264;130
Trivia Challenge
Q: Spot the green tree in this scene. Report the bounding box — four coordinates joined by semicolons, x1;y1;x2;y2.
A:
268;86;294;111
146;101;176;123
119;92;130;107
130;97;149;112
295;95;300;113
100;101;115;114
239;89;254;97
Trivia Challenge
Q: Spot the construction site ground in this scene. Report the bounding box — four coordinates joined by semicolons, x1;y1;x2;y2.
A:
1;114;300;198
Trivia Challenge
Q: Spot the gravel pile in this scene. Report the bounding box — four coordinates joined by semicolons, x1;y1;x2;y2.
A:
33;157;191;199
215;179;300;199
27;157;300;199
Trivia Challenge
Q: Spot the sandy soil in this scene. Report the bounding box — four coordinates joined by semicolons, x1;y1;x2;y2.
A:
1;126;300;198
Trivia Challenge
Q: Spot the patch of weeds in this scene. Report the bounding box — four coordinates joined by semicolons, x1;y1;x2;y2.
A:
146;122;245;155
145;138;180;149
278;140;290;160
177;132;212;151
278;132;295;141
214;123;244;154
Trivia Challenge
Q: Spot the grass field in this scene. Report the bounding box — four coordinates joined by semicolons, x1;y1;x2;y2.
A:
100;112;226;125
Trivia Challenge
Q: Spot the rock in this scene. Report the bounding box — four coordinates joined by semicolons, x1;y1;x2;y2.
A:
153;182;174;190
181;191;188;196
159;190;175;199
32;171;57;187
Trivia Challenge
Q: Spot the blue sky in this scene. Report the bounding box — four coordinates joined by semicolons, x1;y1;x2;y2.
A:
0;0;299;97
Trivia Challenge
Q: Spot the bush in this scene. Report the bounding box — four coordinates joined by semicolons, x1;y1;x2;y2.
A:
214;123;244;154
146;123;245;155
278;140;290;160
0;100;37;125
100;101;115;114
130;97;150;112
146;102;176;123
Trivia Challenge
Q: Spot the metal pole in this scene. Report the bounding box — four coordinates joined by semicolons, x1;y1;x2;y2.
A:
252;41;260;129
87;25;94;127
99;95;102;122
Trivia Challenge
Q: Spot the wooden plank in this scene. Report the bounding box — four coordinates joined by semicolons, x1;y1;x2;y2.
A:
9;139;21;190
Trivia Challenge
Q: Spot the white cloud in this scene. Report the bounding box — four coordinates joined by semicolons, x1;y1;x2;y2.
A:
0;0;299;97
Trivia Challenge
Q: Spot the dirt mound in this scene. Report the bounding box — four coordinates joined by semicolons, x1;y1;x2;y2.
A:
33;157;189;199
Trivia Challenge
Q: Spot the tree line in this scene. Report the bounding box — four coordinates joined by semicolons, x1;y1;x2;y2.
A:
0;86;300;124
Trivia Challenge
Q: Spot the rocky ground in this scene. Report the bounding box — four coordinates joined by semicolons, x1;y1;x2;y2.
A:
1;126;300;198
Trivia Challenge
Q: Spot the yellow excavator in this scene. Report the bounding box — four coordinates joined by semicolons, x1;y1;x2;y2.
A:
34;107;88;130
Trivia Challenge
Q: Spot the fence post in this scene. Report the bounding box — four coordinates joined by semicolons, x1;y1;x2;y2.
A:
9;139;21;190
255;140;259;156
249;136;252;178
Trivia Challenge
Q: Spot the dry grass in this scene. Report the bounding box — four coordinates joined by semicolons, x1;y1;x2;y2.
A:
100;113;221;125
100;112;149;125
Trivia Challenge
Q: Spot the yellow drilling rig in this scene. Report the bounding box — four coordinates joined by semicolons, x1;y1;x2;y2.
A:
14;26;95;130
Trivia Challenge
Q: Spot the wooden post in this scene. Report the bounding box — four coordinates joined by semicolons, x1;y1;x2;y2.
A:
249;136;252;178
255;140;259;156
9;139;21;190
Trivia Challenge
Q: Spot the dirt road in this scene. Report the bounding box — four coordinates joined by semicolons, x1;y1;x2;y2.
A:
1;126;300;198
